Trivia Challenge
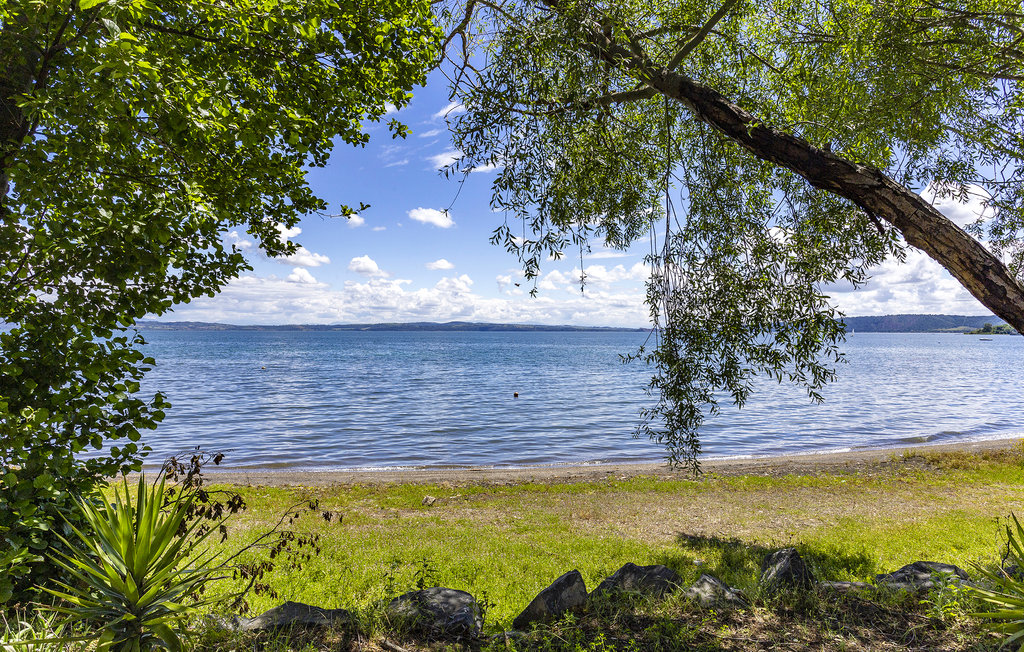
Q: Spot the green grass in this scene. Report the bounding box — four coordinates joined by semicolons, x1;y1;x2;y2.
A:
197;445;1024;640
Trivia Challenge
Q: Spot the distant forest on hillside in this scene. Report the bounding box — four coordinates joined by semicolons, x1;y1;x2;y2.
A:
839;314;1011;333
135;315;1014;334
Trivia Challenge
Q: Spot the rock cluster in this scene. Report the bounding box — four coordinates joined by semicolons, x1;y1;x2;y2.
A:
210;551;975;643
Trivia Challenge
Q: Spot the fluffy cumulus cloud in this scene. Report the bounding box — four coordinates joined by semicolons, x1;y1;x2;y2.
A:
825;249;986;316
162;269;651;327
408;207;454;228
275;223;302;241
287;267;319;284
346;215;365;228
426;258;455;270
348;255;389;278
825;189;994;316
284;247;331;267
271;224;331;267
226;230;254;250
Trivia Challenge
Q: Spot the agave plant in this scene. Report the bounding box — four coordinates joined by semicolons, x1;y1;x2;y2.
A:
970;513;1024;652
44;472;225;651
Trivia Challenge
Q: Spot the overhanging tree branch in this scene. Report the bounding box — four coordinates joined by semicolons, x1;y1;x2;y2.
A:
571;13;1024;333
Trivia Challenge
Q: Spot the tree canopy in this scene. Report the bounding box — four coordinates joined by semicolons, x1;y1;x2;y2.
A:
439;0;1024;468
0;0;438;601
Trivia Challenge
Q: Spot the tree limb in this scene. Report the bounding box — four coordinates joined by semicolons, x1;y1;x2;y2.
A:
576;14;1024;332
667;0;741;71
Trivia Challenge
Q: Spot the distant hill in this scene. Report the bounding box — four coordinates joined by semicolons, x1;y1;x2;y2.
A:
136;315;1011;334
136;320;645;333
840;314;1008;333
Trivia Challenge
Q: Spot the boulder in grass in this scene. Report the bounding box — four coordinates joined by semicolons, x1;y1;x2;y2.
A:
235;601;353;632
875;561;971;593
512;570;588;630
387;587;483;639
760;548;815;591
684;573;748;608
591;563;682;600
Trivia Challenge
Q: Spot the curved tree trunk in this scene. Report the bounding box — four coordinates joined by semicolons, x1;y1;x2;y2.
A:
587;28;1024;333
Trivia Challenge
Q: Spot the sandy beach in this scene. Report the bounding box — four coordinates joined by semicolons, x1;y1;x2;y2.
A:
201;436;1023;487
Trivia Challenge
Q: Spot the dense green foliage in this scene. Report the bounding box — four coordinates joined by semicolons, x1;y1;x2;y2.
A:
440;0;1024;469
0;0;438;602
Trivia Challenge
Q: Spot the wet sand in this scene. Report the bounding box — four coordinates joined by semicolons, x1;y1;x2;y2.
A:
200;437;1022;487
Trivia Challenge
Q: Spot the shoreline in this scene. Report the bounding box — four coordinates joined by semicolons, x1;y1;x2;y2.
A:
199;436;1022;487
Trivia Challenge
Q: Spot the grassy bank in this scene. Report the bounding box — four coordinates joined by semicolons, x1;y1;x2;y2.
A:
179;444;1024;649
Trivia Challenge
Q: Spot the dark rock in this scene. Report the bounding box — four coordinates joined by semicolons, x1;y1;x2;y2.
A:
1003;564;1024;580
684;573;748;608
875;561;971;593
512;570;588;630
591;563;682;600
760;548;815;590
817;580;875;594
387;587;482;638
234;601;353;632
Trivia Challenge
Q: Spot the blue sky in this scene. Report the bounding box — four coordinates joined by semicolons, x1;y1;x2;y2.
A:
159;70;994;327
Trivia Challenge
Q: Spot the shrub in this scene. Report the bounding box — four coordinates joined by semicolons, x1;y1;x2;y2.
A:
970;513;1024;651
44;472;225;651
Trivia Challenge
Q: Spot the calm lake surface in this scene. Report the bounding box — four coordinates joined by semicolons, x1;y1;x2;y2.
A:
131;330;1024;470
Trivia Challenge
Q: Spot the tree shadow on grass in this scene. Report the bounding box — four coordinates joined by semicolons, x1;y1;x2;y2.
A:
654;532;879;589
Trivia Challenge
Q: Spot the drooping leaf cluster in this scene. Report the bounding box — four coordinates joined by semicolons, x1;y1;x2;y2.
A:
441;0;1024;470
0;0;439;602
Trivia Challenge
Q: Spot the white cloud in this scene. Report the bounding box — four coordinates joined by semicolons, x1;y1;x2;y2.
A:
826;249;985;316
426;258;455;270
276;223;302;241
372;226;387;232
284;247;331;267
432;101;465;120
408;207;454;228
824;189;996;316
271;223;331;267
383;103;398;115
385;159;409;168
924;183;993;230
418;129;441;139
496;272;527;295
163;271;649;327
429;149;461;170
287;267;319;284
347;215;365;228
571;262;650;286
348;255;389;278
469;161;501;173
227;230;254;250
436;274;474;294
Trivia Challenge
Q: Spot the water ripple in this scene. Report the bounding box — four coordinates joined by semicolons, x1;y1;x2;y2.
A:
108;331;1024;470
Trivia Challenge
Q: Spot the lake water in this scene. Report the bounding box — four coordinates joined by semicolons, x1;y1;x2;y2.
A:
130;330;1024;470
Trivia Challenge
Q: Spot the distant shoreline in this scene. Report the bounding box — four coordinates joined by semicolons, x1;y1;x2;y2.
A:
136;320;646;333
197;436;1022;487
135;313;1012;333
